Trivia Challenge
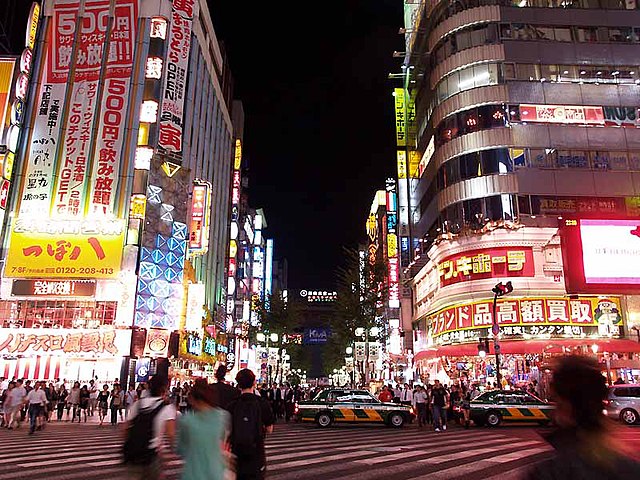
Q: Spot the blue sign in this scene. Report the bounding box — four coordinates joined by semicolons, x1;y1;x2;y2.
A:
203;337;216;356
135;358;151;383
304;328;330;345
187;334;202;356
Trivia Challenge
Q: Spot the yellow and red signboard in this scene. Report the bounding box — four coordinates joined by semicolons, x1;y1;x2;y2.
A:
4;218;125;279
189;182;211;254
438;247;535;287
394;88;406;146
0;59;15;132
429;296;623;343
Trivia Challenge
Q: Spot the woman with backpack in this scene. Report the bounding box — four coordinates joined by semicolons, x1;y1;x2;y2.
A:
110;384;123;426
176;379;231;480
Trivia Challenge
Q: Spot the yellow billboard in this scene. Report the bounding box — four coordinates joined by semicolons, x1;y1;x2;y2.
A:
394;88;406;146
5;218;125;279
0;59;15;132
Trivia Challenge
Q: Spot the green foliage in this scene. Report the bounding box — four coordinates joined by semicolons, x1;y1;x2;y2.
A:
322;246;389;373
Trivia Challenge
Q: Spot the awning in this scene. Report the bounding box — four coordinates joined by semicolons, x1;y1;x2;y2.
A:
413;338;640;362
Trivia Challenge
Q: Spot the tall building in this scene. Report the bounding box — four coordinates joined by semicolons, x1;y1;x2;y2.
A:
0;0;239;383
397;0;640;387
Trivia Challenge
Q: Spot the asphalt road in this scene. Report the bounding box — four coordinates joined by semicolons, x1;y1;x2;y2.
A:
0;419;637;479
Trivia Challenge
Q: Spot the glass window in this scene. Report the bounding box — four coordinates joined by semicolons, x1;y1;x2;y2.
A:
518;195;532;214
503;63;516;79
541;64;559;82
486;23;499;43
610;152;628;170
457;30;472;50
554;27;572;42
591;151;611;169
463;198;484;223
470;25;488;46
462;108;481;135
500;23;513;38
576;27;598;42
629;152;640;170
458;66;476;90
516;63;539;80
559;65;578;82
460;151;482;179
529;148;554;168
609;27;632;42
533;26;555;40
513;23;533;40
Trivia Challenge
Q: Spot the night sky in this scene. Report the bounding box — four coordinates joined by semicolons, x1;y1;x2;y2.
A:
209;1;404;289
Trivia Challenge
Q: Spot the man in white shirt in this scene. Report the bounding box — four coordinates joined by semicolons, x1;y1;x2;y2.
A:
124;375;176;479
26;381;48;434
400;383;414;406
7;379;27;429
412;385;429;427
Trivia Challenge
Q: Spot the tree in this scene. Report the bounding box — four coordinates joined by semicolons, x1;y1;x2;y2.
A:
255;289;302;384
325;246;388;382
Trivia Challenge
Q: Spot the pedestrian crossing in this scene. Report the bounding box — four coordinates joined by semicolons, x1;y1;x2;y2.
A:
0;420;636;479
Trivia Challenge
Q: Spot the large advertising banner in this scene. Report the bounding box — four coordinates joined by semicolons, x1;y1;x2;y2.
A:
18;17;74;216
52;0;111;217
561;218;640;294
430;296;623;345
437;247;535;287
0;60;14;132
158;0;196;156
88;0;138;216
4;217;126;279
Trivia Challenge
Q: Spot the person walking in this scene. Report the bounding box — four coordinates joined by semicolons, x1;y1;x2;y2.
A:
177;379;231;480
97;384;110;425
210;365;240;411
25;381;48;434
430;379;449;432
80;385;90;422
378;385;393;403
461;385;472;429
228;369;274;480
110;384;123;425
413;385;429;428
125;384;137;419
2;381;16;429
88;379;98;417
7;379;26;429
123;375;177;480
283;383;295;422
524;355;640;479
400;383;413;407
68;382;81;422
56;385;68;421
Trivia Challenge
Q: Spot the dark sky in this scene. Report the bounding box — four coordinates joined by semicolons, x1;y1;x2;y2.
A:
209;1;405;290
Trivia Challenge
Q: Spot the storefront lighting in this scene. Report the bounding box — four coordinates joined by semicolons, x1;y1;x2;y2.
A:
256;332;265;342
270;333;279;343
591;344;599;354
346;346;353;355
145;57;163;79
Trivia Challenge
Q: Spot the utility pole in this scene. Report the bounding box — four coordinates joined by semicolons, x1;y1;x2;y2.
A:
491;281;513;388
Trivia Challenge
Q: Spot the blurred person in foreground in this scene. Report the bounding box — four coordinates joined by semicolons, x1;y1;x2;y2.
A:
524;355;640;480
177;379;230;480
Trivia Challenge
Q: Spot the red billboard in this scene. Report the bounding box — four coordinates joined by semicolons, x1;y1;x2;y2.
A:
560;218;640;294
437;247;535;287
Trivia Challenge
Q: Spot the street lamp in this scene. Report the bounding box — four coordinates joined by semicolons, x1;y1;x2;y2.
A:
346;346;353;355
256;332;265;342
270;333;279;343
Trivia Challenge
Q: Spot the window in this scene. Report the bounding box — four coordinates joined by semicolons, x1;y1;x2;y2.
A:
610;152;629;170
608;27;633;42
533;26;555;40
456;30;472;50
516;64;539;81
576;27;598;42
591;151;611;169
554;27;572;42
500;23;513;39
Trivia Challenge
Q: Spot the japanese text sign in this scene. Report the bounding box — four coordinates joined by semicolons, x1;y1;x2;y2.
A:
394;88;406;146
437;247;535;287
5;218;125;279
519;104;604;125
429;296;623;344
158;0;197;155
0;328;130;357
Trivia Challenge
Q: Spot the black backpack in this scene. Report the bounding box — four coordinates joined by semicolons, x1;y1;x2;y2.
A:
122;402;165;465
230;396;263;455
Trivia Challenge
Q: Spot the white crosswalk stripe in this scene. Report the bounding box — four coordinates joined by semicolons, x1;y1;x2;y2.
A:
1;421;636;479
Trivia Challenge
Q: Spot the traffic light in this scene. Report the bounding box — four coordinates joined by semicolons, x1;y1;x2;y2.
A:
477;338;490;357
492;281;513;297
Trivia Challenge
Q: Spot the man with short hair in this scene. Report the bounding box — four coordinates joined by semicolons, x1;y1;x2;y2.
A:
25;381;47;434
413;385;429;427
124;375;177;480
228;369;274;480
210;364;240;411
400;383;413;406
430;379;449;432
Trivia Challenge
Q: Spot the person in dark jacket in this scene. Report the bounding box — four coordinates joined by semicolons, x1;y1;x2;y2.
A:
523;355;640;480
210;364;240;411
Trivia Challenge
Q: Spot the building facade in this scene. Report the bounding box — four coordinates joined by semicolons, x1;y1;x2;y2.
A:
0;0;238;384
397;0;640;387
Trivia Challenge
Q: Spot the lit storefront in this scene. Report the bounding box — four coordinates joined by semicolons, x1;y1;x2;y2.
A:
411;225;640;389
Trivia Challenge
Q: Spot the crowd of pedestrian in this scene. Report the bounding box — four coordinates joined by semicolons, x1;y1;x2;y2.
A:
123;364;276;480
